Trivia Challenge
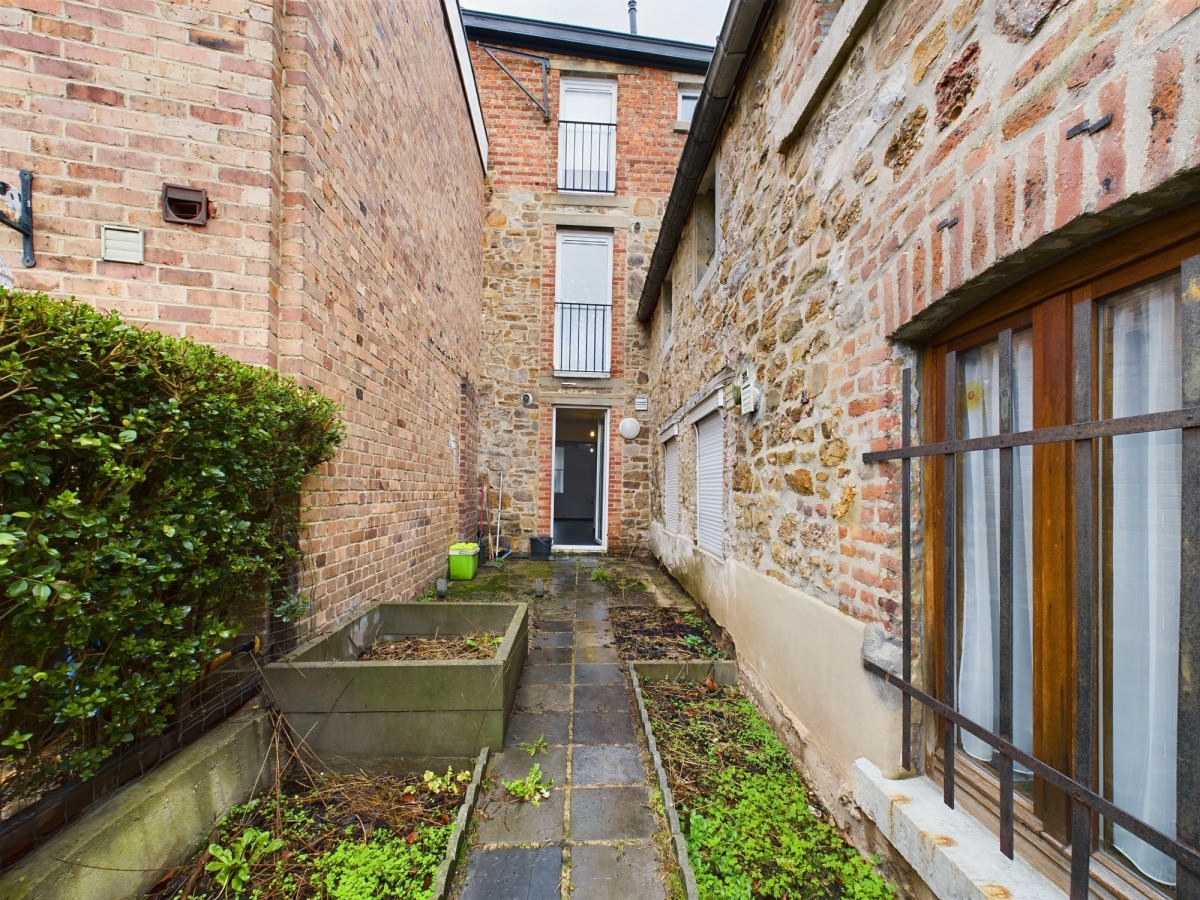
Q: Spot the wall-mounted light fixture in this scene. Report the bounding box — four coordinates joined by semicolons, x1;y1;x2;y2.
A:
618;417;641;440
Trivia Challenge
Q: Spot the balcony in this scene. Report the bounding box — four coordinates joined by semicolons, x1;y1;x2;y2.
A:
557;120;616;193
554;301;611;376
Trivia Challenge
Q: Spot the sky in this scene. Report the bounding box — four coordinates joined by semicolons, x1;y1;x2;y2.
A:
460;0;730;47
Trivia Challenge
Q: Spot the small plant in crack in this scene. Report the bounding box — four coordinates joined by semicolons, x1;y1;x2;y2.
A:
503;763;553;806
589;567;614;583
518;733;548;757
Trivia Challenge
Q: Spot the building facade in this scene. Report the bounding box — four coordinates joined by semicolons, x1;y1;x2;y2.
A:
464;11;710;554
639;0;1200;896
0;0;488;633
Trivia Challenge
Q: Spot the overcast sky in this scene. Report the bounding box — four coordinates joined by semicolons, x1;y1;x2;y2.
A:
461;0;729;47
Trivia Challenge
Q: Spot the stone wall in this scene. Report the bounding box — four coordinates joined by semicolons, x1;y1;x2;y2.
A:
0;1;485;632
646;0;1200;878
471;41;695;552
652;0;1200;628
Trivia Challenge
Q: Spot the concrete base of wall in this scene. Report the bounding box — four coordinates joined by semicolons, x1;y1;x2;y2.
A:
0;707;273;900
853;758;1063;899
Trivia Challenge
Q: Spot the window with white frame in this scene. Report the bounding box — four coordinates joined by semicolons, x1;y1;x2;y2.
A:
554;229;612;376
695;410;723;556
663;435;679;532
558;77;616;193
678;87;701;123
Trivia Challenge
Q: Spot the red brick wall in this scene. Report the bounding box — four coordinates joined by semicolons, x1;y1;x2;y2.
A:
0;0;484;632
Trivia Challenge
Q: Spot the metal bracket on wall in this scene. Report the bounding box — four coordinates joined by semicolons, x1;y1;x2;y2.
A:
0;169;34;267
478;43;550;122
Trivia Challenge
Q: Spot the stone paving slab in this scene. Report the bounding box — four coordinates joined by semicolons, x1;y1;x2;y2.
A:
569;842;668;900
458;846;563;899
475;789;565;843
572;709;637;744
574;663;623;685
571;745;644;785
569;786;658;841
506;711;569;747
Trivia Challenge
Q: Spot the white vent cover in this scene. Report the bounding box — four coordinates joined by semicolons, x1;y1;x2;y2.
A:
101;225;144;264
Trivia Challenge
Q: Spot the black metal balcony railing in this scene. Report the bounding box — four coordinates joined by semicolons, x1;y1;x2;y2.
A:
554;301;611;375
557;120;615;193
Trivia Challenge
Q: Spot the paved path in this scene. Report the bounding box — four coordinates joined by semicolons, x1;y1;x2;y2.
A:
455;557;670;899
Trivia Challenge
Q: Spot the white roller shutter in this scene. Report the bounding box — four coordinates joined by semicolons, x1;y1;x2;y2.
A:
695;411;724;556
663;437;679;532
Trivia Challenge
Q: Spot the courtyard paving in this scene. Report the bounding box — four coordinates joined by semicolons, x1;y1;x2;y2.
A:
450;555;682;899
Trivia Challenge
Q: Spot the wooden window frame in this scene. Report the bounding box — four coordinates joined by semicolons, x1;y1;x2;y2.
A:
921;205;1200;892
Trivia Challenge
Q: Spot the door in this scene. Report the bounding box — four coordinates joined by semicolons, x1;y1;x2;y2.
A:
551;407;608;549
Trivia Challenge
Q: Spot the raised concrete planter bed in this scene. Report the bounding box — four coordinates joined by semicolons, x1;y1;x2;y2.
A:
629;659;739;900
264;602;528;772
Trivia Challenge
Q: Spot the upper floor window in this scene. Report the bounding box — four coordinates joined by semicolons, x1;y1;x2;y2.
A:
558;78;616;194
554;229;612;376
694;157;718;280
678;88;701;123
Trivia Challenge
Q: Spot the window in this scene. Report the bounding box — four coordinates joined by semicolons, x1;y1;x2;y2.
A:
554;229;612;376
663;436;679;532
924;216;1199;892
558;78;616;193
695;410;723;556
694;158;717;279
678;87;701;123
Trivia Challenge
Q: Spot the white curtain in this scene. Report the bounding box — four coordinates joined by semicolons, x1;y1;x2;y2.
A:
1104;277;1181;886
957;333;1034;772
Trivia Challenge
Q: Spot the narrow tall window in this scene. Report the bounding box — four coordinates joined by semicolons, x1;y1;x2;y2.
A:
1099;274;1182;886
695;411;723;556
678;87;700;123
558;78;616;193
554;230;612;376
663;436;679;532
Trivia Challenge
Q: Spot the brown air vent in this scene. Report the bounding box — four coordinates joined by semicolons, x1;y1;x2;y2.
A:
161;183;208;225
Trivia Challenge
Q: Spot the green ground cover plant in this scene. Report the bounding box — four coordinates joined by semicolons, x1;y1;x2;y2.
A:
642;679;895;899
0;290;343;804
148;767;465;899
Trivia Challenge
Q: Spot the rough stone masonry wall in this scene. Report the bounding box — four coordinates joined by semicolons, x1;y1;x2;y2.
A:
472;42;689;551
0;1;484;633
654;0;1200;632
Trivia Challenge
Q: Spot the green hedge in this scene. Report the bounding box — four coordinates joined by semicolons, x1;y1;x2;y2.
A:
0;290;343;793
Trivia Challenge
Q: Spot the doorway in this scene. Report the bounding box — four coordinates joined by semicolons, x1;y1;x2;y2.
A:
552;407;607;549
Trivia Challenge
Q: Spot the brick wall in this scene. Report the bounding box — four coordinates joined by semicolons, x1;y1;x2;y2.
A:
652;0;1200;630
471;38;691;551
0;0;484;632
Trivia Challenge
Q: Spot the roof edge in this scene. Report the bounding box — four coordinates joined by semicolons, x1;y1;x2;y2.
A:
461;9;712;74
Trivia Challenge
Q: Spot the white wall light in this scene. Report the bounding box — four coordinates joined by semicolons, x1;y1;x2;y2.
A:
618;417;641;440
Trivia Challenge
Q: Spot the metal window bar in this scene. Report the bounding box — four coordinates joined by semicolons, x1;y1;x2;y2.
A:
863;352;1200;895
554;301;611;375
557;121;616;193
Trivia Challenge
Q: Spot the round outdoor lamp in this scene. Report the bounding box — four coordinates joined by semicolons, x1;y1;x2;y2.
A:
618;417;642;440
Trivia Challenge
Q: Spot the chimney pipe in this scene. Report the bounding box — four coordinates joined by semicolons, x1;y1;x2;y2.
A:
628;0;638;34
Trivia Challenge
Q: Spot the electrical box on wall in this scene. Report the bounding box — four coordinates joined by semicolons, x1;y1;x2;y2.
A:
738;366;759;416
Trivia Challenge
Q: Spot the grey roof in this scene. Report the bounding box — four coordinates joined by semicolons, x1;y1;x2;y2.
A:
461;9;712;75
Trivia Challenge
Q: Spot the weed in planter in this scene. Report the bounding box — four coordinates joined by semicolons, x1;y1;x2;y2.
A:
148;766;468;900
642;679;895;899
519;733;548;757
205;827;283;895
503;763;553;806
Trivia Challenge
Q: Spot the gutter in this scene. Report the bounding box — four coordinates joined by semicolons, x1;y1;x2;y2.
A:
636;0;772;322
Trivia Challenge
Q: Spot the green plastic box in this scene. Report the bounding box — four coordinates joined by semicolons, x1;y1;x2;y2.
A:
448;542;480;580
